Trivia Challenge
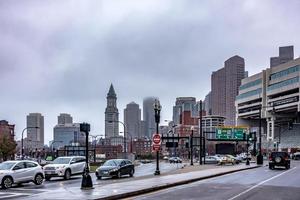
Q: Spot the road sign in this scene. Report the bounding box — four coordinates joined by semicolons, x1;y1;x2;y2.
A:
216;127;248;140
152;134;161;145
152;134;161;151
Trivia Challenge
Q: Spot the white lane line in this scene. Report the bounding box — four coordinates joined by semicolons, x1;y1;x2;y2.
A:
11;188;50;192
0;193;28;199
227;167;297;200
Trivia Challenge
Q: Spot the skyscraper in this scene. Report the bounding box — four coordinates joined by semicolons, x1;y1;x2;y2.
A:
204;92;212;115
105;84;119;138
270;46;294;67
173;97;197;125
26;113;44;148
58;113;73;125
143;97;158;139
124;102;141;139
211;55;245;125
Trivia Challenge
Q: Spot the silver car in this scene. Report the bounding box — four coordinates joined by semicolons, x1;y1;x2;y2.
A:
43;156;86;180
0;160;44;189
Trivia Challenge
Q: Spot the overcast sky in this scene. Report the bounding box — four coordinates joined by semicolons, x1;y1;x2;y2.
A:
1;0;300;145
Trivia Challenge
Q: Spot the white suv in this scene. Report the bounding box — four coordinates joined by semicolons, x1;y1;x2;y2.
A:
43;156;86;180
0;160;44;189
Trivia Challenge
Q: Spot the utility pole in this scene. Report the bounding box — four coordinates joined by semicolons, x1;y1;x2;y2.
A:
199;100;203;165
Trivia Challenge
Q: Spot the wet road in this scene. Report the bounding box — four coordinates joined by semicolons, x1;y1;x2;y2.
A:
133;161;300;200
0;161;185;199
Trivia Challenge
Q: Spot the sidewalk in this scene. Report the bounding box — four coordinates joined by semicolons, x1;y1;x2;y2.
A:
23;164;260;200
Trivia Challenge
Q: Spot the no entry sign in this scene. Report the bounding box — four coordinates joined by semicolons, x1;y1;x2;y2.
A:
152;133;161;151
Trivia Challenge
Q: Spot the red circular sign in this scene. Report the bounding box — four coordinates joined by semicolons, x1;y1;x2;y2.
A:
152;134;161;144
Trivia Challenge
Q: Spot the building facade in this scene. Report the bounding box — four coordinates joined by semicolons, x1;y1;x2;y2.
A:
0;120;15;141
211;55;245;125
53;123;85;149
236;48;300;149
26;113;44;149
143;97;158;139
124;102;141;139
105;84;119;138
173;97;198;125
58;113;73;124
204;92;212;115
270;46;294;68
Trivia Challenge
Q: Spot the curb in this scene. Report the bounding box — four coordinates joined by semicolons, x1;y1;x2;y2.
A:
95;165;261;200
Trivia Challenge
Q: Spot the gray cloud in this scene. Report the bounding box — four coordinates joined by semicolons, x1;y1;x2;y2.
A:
1;0;300;144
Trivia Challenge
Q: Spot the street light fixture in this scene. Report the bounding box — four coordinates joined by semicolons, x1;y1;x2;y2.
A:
153;99;161;176
21;126;39;160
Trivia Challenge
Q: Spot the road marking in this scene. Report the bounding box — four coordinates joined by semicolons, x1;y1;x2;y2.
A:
0;193;29;199
11;188;50;192
227;167;297;200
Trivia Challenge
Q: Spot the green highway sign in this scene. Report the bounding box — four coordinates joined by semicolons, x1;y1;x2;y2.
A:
216;127;248;140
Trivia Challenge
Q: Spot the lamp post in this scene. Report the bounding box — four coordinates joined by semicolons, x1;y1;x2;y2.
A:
190;126;194;166
246;132;250;165
21;126;39;160
154;99;161;176
199;100;203;165
80;123;93;189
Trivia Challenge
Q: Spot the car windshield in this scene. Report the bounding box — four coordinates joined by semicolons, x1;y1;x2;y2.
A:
52;157;71;164
103;160;118;166
0;162;17;170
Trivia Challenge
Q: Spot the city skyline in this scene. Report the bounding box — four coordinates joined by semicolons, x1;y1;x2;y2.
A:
1;1;300;144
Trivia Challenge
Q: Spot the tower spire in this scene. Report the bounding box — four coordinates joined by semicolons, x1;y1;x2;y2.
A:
107;83;116;98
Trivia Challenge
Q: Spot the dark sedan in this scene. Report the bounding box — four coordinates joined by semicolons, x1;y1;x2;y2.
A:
95;159;134;180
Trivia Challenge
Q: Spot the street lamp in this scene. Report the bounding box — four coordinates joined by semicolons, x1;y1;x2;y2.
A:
107;120;126;158
153;99;161;176
80;123;93;189
21;126;39;160
190;126;194;166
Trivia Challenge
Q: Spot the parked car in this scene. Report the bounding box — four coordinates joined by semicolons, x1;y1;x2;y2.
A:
218;155;235;165
292;152;300;160
204;156;221;164
169;157;182;163
43;156;86;180
269;151;290;170
0;160;44;189
95;159;134;179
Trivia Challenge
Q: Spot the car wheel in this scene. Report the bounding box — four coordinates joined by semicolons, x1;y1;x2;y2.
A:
117;171;121;179
45;176;51;181
2;176;13;189
34;174;44;185
129;169;134;177
64;169;71;180
97;176;102;180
